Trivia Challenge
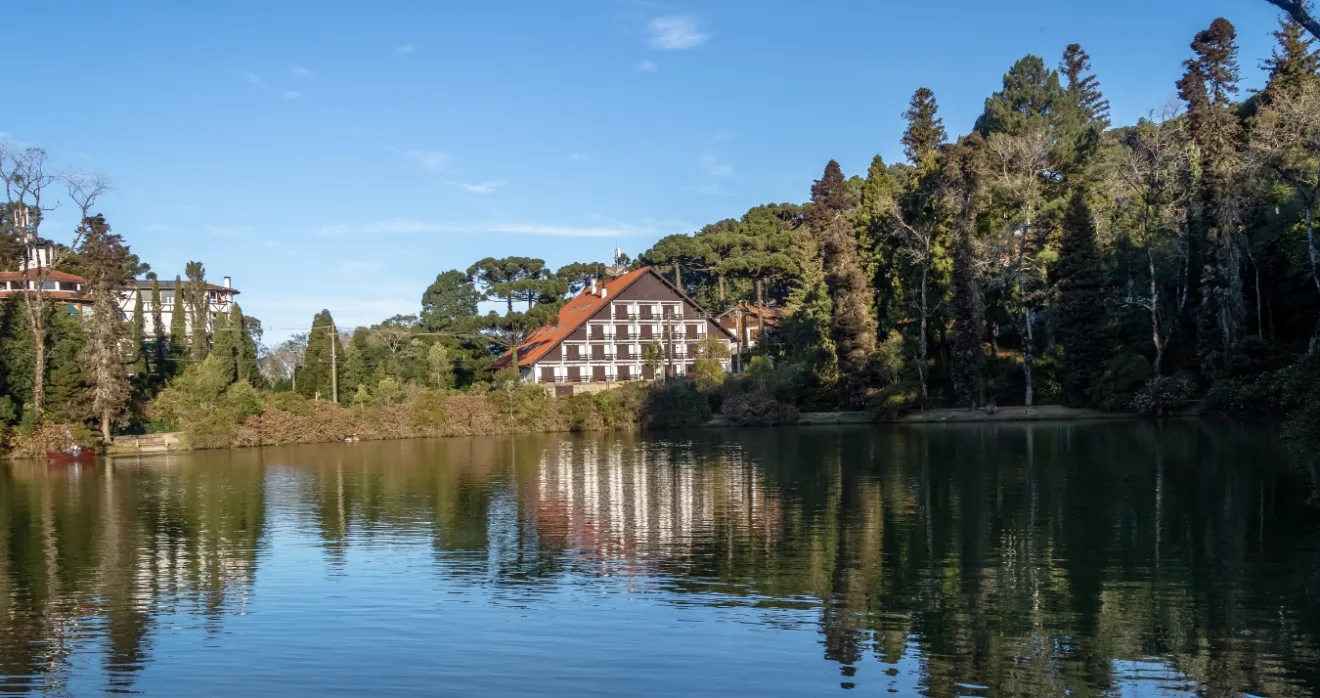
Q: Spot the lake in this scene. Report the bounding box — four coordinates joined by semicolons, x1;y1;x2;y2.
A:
1;422;1317;696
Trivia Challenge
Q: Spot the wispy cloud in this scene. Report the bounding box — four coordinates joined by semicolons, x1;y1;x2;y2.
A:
146;223;169;232
444;180;506;195
635;59;658;72
647;15;709;50
394;43;416;55
569;152;589;161
340;219;663;238
264;296;418;329
403;150;450;171
700;153;733;178
339;260;385;273
290;65;315;79
240;71;261;84
206;225;255;236
698;183;732;197
316;223;354;237
281;90;304;100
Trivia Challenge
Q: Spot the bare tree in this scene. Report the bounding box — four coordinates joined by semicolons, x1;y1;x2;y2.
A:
985;128;1054;407
1118;106;1195;373
874;177;943;401
1250;83;1320;351
259;333;310;385
0;138;109;422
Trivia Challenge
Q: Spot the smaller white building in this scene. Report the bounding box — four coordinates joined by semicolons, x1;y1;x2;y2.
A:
116;277;239;336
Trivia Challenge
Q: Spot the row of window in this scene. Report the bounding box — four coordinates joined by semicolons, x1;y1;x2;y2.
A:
560;342;721;362
610;301;685;321
586;323;707;341
0;280;83;292
534;362;699;383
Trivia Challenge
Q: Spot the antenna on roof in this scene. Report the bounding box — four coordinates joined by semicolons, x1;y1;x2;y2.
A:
605;247;627;278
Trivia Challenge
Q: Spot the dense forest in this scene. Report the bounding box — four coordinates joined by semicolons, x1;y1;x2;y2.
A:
1;10;1319;454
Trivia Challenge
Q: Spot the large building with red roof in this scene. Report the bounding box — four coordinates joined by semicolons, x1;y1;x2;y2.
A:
494;266;737;392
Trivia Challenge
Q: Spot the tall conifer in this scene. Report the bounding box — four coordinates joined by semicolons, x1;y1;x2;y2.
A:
1056;191;1114;406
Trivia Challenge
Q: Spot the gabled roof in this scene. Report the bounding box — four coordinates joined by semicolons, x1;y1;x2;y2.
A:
130;279;239;294
0;269;87;283
493;266;735;369
717;301;782;323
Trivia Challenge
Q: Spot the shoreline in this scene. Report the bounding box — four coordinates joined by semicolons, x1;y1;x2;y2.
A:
11;404;1200;460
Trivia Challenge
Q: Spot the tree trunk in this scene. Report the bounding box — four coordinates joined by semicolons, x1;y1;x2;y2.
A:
674;265;681;291
1020;309;1034;408
33;323;45;421
717;275;725;302
917;264;929;402
506;296;514;314
1307;204;1320;354
100;410;111;444
1148;251;1165;376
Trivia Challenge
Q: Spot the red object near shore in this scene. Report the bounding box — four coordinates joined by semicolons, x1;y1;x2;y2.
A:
46;449;96;464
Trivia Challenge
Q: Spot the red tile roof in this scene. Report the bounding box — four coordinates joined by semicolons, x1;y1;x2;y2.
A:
0;269;87;283
494;267;652;369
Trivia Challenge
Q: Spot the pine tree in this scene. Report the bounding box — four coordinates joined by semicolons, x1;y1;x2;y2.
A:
1060;43;1111;128
1177;17;1246;376
808;161;875;406
169;275;188;372
297;310;342;401
234;304;262;386
149;275;166;382
1055;191;1114;406
210;306;238;386
77;215;132;441
185;261;210;363
1263;12;1320;102
901;88;946;165
942;134;988;407
129;286;146;378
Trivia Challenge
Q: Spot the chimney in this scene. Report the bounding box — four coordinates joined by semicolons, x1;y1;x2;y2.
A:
589;278;597;295
223;276;232;289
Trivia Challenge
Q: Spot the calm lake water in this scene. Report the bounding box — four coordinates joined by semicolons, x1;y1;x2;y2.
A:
1;422;1317;696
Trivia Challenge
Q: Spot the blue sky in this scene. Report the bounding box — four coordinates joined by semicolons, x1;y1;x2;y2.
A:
3;0;1289;340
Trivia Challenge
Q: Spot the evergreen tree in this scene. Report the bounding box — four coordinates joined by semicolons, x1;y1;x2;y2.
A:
1177;17;1246;376
149;275;166;381
901;88;947;165
169;274;188;372
235;305;263;386
77;215;132;441
209;306;239;386
420;270;483;334
297;310;343;401
975;55;1068;137
1263;11;1320;102
1055;191;1114;406
942;134;988;407
129;285;146;378
808;161;875;406
1060;43;1111;128
185;261;210;363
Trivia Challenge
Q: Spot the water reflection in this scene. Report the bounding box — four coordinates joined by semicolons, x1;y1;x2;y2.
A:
1;421;1317;696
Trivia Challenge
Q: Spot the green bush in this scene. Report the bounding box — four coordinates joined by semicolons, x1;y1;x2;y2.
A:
722;391;799;426
224;381;264;419
870;380;922;419
266;391;312;416
411;389;449;427
643;381;711;428
1131;373;1197;417
1093;351;1153;411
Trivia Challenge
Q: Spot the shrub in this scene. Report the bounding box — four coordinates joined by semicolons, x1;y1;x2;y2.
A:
1131;373;1198;417
1093;351;1153;411
224;381;264;419
722;391;799;426
870;380;922;420
411;389;449;428
643;381;711;428
265;391;312;416
7;422;97;459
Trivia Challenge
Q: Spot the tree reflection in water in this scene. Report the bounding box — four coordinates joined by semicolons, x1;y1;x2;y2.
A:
0;421;1316;696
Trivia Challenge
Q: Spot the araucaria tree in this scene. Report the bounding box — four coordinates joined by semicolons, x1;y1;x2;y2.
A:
941;134;989;407
77;214;132;441
809;160;876;406
1055;191;1114;405
1177;17;1247;375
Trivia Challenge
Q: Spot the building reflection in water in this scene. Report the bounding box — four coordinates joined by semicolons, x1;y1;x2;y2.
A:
1;422;1318;696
